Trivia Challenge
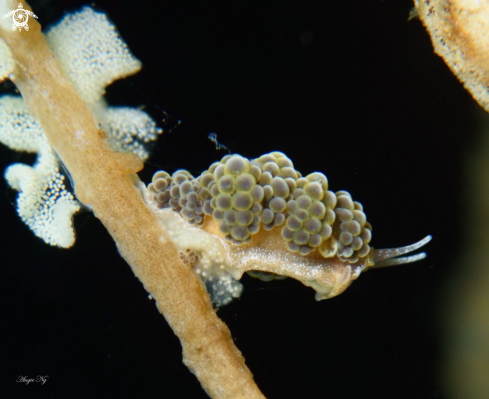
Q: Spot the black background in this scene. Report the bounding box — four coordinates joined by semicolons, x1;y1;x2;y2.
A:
0;0;477;398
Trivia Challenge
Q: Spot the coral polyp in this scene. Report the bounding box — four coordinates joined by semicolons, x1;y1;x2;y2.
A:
146;152;431;305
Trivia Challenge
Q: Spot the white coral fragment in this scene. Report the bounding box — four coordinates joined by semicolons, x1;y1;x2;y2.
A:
45;6;161;161
0;37;15;83
91;100;162;161
46;7;141;105
0;6;160;248
0;95;44;151
0;95;80;248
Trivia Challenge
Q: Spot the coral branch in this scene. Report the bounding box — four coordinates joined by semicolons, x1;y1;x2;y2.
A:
414;0;489;112
0;2;263;397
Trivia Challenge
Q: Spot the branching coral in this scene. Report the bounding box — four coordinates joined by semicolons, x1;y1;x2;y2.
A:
0;95;80;247
0;2;264;396
0;1;433;397
0;6;161;247
414;0;489;112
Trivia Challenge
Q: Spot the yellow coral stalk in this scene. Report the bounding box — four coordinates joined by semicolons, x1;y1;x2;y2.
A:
0;2;264;397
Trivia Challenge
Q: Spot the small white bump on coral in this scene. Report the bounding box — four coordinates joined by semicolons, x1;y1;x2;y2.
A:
45;7;141;105
0;96;80;248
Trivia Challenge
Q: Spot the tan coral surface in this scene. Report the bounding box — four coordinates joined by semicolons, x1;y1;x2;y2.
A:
0;3;264;397
415;0;489;112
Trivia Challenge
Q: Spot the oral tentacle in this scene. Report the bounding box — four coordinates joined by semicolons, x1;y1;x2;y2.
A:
371;235;432;268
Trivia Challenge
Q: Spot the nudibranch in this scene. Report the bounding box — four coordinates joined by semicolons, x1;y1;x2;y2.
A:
143;152;430;306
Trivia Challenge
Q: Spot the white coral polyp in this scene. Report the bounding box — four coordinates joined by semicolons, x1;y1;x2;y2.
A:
46;7;142;105
0;96;80;248
0;96;44;151
0;6;161;248
91;100;162;161
47;7;161;160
